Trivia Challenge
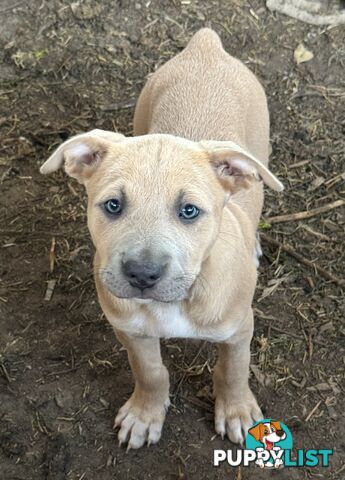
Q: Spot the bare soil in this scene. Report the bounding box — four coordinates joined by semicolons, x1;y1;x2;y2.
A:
0;1;344;479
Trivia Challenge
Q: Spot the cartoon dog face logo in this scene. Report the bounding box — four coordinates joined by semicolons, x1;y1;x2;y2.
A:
248;421;287;468
249;421;286;449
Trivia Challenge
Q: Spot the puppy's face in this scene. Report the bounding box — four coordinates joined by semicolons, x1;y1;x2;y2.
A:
87;136;225;302
41;130;283;303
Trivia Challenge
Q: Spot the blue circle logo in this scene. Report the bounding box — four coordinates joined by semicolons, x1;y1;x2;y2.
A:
245;419;293;468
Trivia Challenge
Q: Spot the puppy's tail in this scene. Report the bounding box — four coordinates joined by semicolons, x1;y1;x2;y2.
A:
186;28;223;53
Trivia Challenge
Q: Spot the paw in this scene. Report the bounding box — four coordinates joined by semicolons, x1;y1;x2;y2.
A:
256;459;265;468
214;388;262;445
114;394;170;450
273;446;284;468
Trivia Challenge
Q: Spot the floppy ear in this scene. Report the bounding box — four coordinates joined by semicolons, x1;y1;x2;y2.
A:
271;421;282;431
200;140;284;193
248;423;264;442
40;129;125;183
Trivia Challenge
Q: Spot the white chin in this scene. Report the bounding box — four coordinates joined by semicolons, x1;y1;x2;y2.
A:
132;298;153;304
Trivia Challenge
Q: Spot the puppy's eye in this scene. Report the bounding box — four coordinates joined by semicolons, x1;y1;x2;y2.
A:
179;204;200;221
104;199;122;215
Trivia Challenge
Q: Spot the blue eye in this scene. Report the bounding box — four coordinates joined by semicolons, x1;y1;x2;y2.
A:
179;204;200;221
104;199;122;215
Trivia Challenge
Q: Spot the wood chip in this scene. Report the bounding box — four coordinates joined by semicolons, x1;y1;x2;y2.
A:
44;279;57;301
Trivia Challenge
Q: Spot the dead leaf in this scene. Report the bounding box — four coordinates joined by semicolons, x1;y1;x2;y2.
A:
294;44;314;64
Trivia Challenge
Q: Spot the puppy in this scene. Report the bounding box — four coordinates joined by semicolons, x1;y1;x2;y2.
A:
40;28;283;449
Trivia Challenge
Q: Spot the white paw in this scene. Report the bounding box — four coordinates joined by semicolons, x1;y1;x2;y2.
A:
214;389;262;445
114;395;170;449
256;459;265;468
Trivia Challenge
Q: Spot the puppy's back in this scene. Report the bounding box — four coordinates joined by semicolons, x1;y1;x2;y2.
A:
134;28;269;167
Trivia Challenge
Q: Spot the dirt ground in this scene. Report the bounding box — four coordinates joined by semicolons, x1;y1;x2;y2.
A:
0;0;344;479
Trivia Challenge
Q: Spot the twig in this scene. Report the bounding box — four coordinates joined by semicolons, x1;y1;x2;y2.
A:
173;341;206;396
305;400;322;422
256;314;328;346
335;463;345;476
289;159;310;169
265;199;345;224
235;466;242;480
100;101;136;112
182;395;213;413
0;1;26;14
0;359;11;383
49;237;56;273
261;234;345;286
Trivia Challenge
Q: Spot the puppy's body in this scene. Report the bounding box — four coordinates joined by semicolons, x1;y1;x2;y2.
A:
135;30;268;153
41;29;283;450
98;28;267;341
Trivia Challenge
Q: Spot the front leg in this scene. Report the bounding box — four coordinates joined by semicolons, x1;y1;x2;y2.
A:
114;330;170;449
213;309;262;444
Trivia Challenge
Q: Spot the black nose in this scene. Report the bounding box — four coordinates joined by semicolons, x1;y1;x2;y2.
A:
122;260;165;289
276;429;285;438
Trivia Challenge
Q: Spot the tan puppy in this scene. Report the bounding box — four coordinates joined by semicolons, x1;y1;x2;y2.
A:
40;28;283;449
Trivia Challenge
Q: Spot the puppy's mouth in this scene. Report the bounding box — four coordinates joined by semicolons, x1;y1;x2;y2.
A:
99;270;191;303
116;287;179;303
265;440;274;450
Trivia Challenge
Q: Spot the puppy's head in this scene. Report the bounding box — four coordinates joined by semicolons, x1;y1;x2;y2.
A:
41;130;283;302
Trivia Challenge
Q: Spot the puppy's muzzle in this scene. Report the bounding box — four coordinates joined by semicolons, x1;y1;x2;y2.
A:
122;259;167;290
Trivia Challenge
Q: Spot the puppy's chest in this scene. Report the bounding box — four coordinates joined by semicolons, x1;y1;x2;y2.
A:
117;303;234;342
